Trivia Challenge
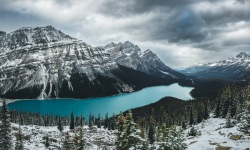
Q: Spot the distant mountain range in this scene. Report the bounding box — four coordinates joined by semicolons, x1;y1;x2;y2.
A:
0;25;186;99
180;52;250;81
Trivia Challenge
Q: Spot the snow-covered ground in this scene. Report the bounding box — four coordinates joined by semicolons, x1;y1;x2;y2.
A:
8;117;250;150
11;124;116;150
185;118;250;150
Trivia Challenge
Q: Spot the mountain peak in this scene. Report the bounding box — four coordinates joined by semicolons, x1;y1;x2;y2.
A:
236;52;248;59
0;31;6;36
1;25;76;48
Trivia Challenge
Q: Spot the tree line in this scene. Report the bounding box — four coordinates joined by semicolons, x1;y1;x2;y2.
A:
0;82;249;149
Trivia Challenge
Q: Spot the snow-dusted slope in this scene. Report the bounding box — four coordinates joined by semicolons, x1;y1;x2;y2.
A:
98;41;186;79
0;26;184;99
9;117;250;150
180;52;250;80
0;26;130;99
185;117;250;150
10;124;116;150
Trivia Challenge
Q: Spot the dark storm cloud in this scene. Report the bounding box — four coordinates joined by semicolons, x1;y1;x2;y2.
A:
99;0;198;17
99;0;250;50
0;9;47;32
0;0;250;67
146;8;208;43
98;0;209;43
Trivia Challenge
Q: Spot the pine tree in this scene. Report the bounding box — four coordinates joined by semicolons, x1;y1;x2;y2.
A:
116;111;143;149
225;110;234;128
220;86;231;118
70;112;74;130
189;107;194;126
44;134;50;148
97;113;101;128
116;112;126;149
240;114;250;133
204;102;209;120
88;113;93;128
196;108;202;124
0;99;13;150
58;116;63;132
15;125;24;150
141;140;150;150
187;127;197;136
239;84;250;133
159;125;187;150
79;128;86;149
62;132;74;150
104;112;109;129
181;121;186;130
80;114;84;127
74;128;86;150
214;98;221;117
148;116;156;145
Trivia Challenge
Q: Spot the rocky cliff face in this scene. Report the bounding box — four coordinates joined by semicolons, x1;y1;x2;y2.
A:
0;26;185;99
99;41;186;78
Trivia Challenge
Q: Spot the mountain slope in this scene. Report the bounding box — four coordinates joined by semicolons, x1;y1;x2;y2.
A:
98;41;187;79
180;52;250;81
0;26;185;99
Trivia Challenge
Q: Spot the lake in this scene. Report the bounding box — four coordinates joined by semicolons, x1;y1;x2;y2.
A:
7;83;193;119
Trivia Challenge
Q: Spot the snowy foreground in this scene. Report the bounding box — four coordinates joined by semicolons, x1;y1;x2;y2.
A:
10;117;250;150
11;124;117;150
185;118;250;150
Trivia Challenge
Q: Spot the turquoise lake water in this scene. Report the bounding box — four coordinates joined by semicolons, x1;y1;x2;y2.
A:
7;83;193;119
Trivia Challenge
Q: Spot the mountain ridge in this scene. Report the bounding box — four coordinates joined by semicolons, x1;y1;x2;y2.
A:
0;25;187;99
180;52;250;80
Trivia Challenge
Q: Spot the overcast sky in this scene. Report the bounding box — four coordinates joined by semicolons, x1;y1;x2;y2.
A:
0;0;250;68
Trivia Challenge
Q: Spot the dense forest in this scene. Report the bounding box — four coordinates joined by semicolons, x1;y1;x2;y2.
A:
0;82;250;149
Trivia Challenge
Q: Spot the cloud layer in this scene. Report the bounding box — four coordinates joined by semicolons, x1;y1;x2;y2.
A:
0;0;250;68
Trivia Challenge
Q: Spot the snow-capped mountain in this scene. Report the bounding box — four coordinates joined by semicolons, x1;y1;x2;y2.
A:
0;26;184;99
180;52;250;80
98;41;186;78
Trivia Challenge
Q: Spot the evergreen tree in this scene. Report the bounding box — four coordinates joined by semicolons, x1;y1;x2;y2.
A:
240;114;250;133
189;107;194;126
148;116;156;145
141;140;150;150
74;128;86;150
116;111;142;149
181;121;186;130
156;126;162;142
225;110;234;128
116;112;126;149
97;113;101;128
187;127;197;137
196;108;203;124
80;114;84;127
239;85;250;133
124;110;142;148
70;112;74;130
159;125;187;150
78;128;86;150
0;99;13;150
104;112;109;129
220;86;231;118
58;116;63;132
62;132;74;150
204;103;209;120
214;98;221;118
15;125;24;150
44;134;50;148
88;113;93;128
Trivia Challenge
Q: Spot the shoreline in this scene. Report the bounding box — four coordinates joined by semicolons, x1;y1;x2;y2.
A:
0;83;194;107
